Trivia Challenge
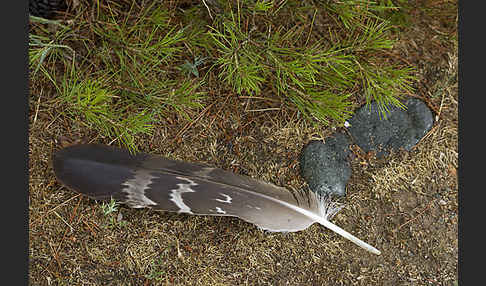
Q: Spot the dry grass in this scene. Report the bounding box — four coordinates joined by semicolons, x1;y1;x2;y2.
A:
29;1;458;285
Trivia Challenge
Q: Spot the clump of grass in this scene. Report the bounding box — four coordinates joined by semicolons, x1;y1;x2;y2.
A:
29;16;76;84
206;12;354;123
100;197;127;228
29;15;155;150
60;70;154;151
207;14;266;95
101;197;119;216
205;0;416;122
29;3;206;151
89;2;207;120
145;257;169;282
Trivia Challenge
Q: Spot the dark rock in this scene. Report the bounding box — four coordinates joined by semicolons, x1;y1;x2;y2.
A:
347;98;434;158
299;133;351;197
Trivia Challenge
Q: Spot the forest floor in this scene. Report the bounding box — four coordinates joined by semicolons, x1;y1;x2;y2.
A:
29;1;458;285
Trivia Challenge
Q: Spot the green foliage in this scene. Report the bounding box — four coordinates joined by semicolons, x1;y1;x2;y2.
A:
29;0;418;147
29;16;76;84
208;14;266;95
253;0;274;12
146;257;168;281
29;5;206;151
60;72;154;152
204;0;416;122
324;0;399;29
359;64;415;117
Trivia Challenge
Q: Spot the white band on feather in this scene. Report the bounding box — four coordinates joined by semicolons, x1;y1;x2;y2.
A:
169;177;197;214
121;169;158;208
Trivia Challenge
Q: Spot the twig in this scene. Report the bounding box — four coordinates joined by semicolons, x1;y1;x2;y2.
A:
202;0;213;20
175;101;217;140
43;196;82;274
33;91;42;127
33;194;81;225
48;239;63;271
305;9;317;47
436;90;446;121
246;108;281;112
412;124;439;150
238;95;281;102
82;220;98;237
45;112;62;131
53;211;74;233
206;93;231;131
396;199;436;231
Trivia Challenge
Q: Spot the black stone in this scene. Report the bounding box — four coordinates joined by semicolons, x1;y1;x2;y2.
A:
299;133;352;197
347;98;434;158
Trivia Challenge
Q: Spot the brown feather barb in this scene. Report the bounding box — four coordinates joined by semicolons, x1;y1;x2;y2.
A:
52;144;381;255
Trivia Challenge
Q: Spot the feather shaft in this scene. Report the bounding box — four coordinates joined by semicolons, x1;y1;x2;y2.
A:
213;183;381;255
263;196;382;255
317;217;381;255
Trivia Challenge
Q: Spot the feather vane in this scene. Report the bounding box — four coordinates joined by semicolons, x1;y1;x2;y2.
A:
52;144;381;255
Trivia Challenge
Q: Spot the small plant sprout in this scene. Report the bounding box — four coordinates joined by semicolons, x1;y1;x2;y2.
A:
101;197;118;216
179;56;207;77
